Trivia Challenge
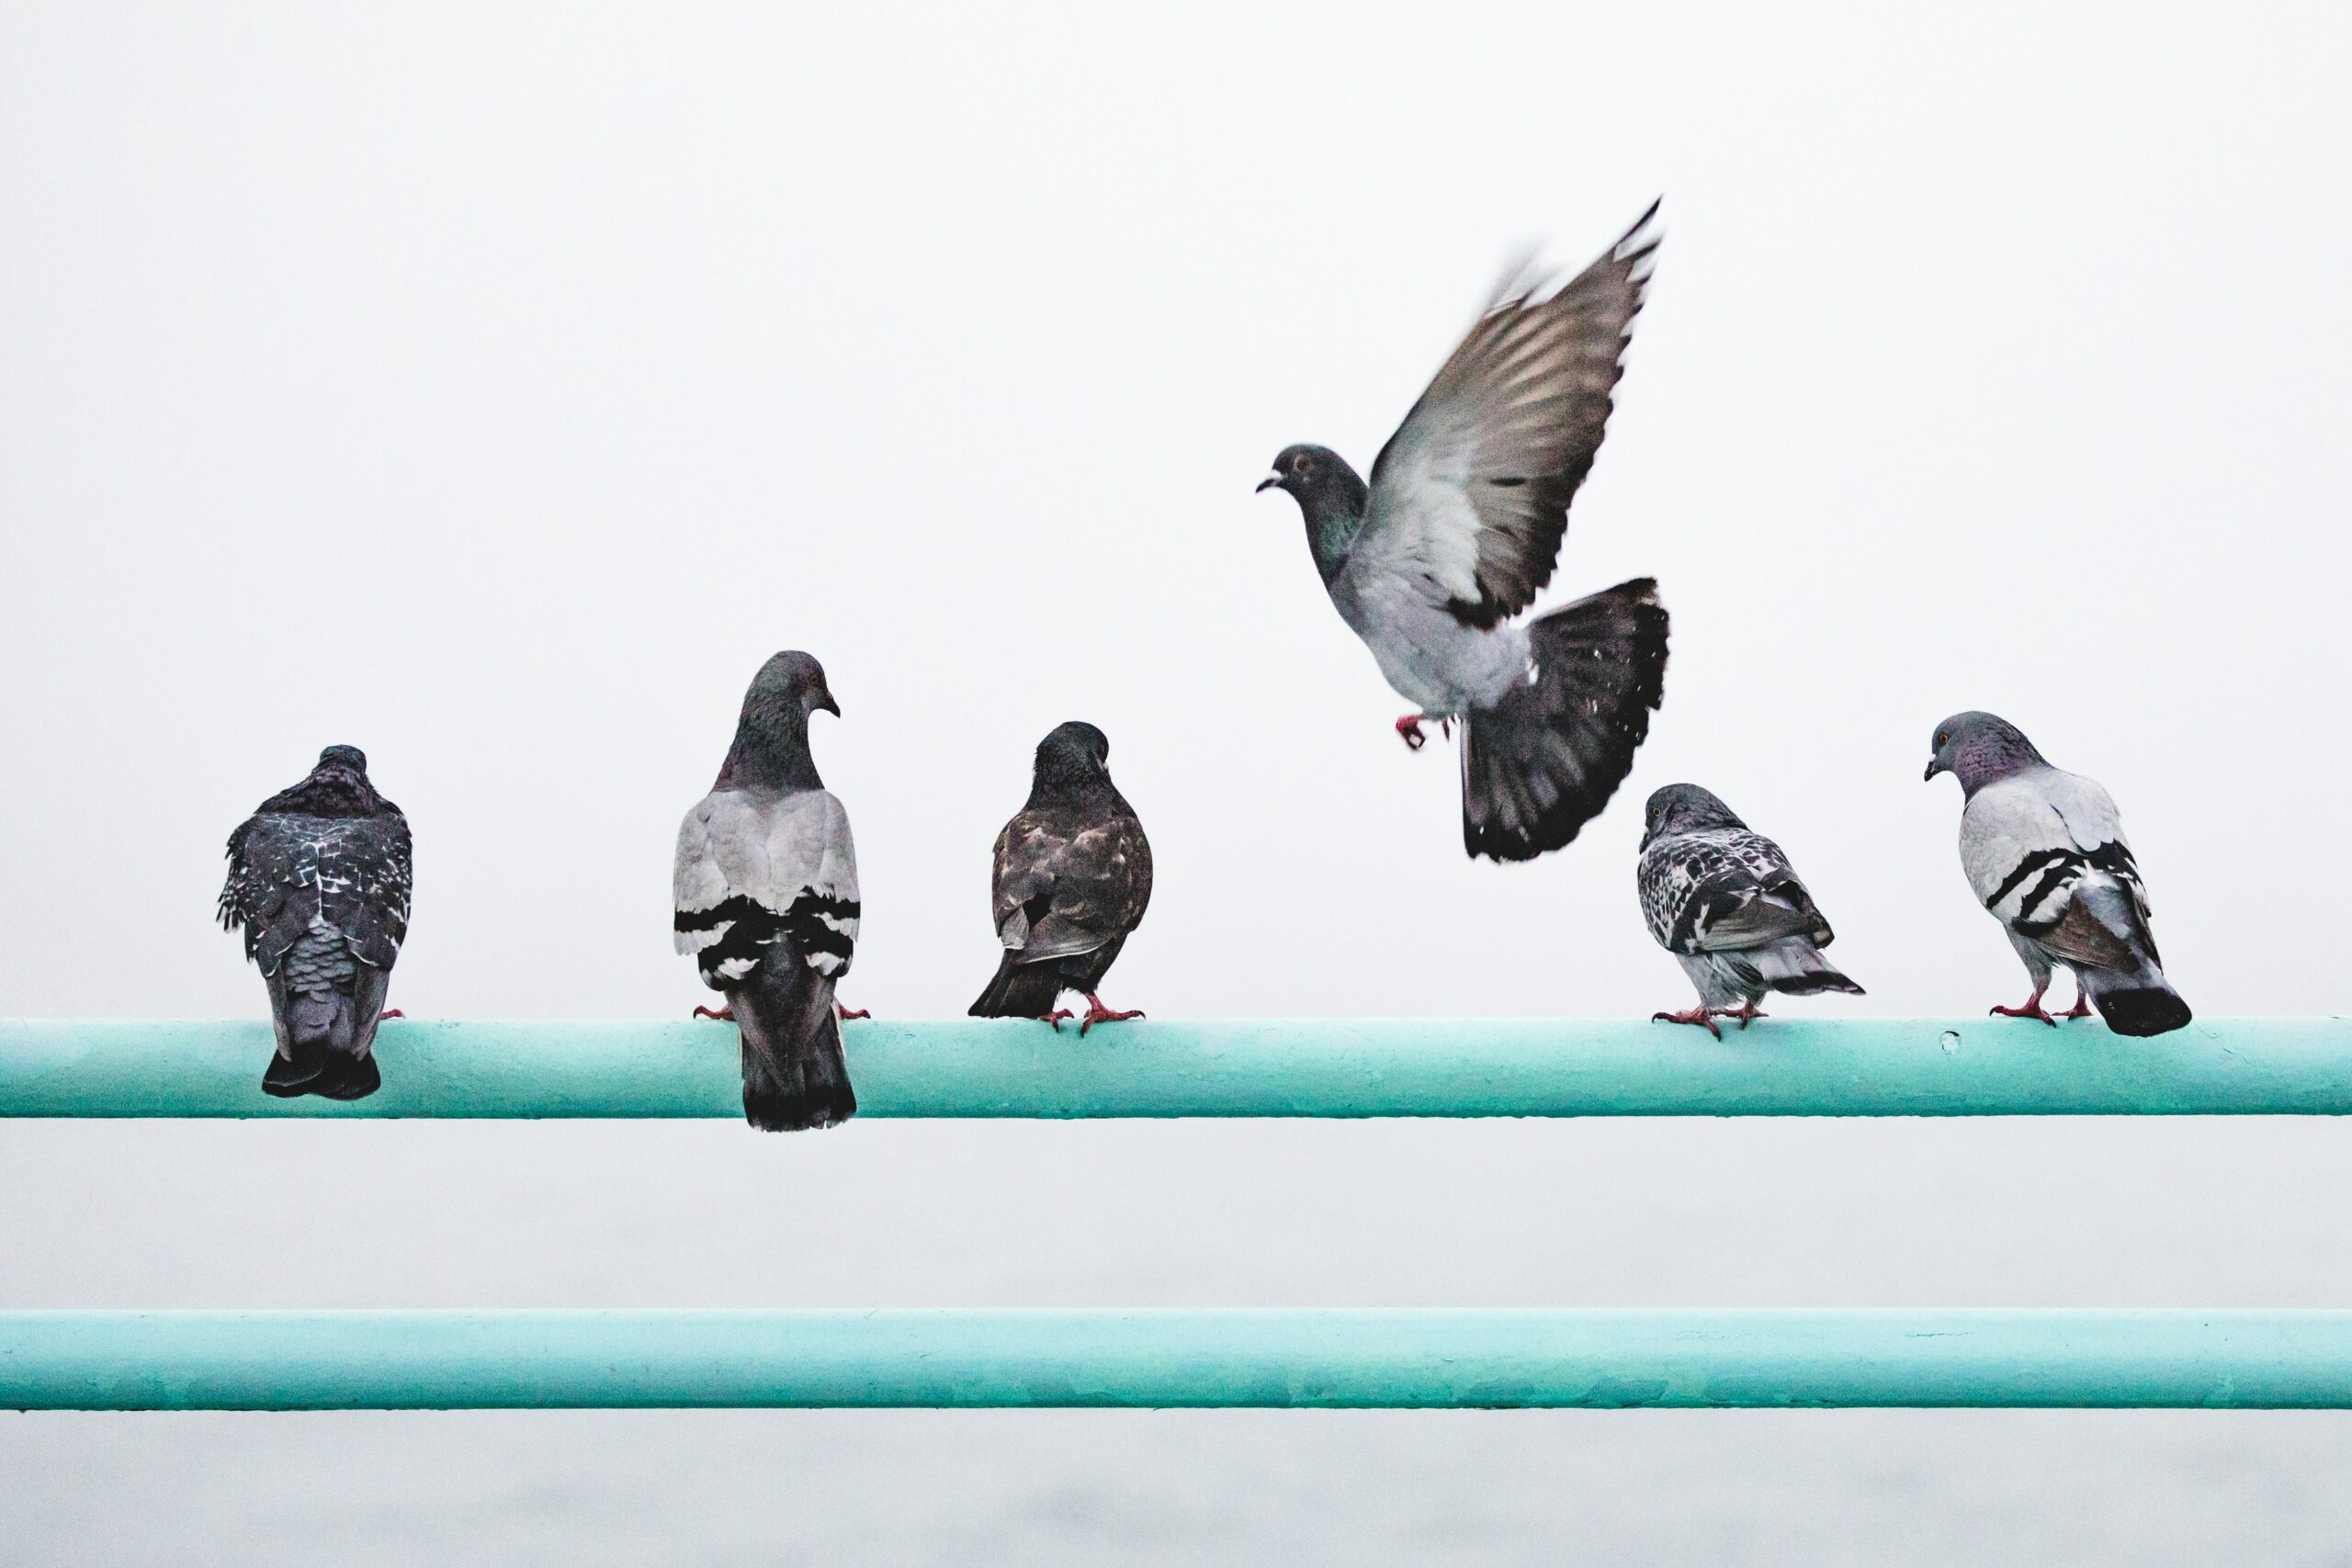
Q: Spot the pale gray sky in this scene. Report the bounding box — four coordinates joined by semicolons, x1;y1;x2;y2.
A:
4;3;2346;1025
3;5;2348;1562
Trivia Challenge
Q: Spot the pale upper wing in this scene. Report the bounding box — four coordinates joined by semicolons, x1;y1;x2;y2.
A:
673;788;859;981
1960;769;2143;950
1350;201;1660;630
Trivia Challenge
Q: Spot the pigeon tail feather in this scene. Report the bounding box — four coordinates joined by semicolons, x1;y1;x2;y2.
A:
1459;578;1668;861
2048;881;2189;1037
2080;976;2193;1037
731;959;856;1132
1749;937;1865;997
2088;968;2191;1043
969;955;1068;1020
261;970;389;1101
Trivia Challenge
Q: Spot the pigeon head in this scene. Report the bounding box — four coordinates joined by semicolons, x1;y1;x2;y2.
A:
1258;444;1367;515
719;651;838;791
1641;783;1746;847
1031;720;1115;800
745;650;841;721
258;744;388;818
1923;711;2045;795
1258;445;1370;582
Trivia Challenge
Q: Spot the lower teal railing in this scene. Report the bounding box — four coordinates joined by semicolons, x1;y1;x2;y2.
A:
6;1310;2351;1411
4;1017;2350;1118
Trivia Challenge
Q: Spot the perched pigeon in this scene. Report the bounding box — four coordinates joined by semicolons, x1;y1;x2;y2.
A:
969;721;1154;1033
216;746;413;1100
1637;784;1863;1037
1925;711;2191;1036
1257;202;1669;862
673;652;864;1131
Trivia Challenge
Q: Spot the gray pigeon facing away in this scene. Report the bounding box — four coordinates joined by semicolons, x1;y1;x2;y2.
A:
1258;201;1669;863
217;745;413;1100
1637;784;1862;1038
969;721;1154;1033
673;652;864;1131
1925;711;2191;1036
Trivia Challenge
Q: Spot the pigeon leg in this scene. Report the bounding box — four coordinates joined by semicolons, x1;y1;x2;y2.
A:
1078;994;1145;1036
1990;987;2059;1027
693;1004;735;1022
2059;988;2095;1021
1043;1008;1076;1032
1652;1006;1724;1041
835;1002;871;1021
380;1010;405;1020
1395;715;1428;751
1730;999;1769;1030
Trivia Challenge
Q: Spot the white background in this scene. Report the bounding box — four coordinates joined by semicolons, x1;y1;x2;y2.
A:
3;4;2348;1562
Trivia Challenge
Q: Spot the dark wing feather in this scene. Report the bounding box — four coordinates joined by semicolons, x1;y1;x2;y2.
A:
990;807;1152;963
1640;828;1832;955
1360;201;1660;629
220;809;413;973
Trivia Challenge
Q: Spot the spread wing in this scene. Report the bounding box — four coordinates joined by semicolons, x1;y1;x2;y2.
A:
673;787;860;987
1639;827;1832;956
1960;770;2152;970
990;807;1153;964
1349;200;1660;630
218;809;413;975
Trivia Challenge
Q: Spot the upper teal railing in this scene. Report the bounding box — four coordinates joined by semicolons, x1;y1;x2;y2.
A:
3;1016;2348;1117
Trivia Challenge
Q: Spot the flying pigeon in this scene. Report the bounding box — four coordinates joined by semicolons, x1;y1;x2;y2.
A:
1637;784;1863;1038
1925;711;2191;1036
1257;201;1670;862
673;652;865;1131
216;745;413;1100
969;721;1154;1033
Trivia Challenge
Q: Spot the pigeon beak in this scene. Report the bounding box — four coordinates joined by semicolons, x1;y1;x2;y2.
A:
819;692;842;718
1255;471;1283;492
1922;757;1945;782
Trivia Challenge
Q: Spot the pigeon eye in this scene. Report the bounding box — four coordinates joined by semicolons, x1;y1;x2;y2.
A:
1293;454;1312;473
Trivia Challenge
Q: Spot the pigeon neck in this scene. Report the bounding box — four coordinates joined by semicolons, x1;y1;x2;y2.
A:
260;772;388;820
718;710;821;793
1027;767;1122;815
1303;496;1365;585
1953;742;2045;799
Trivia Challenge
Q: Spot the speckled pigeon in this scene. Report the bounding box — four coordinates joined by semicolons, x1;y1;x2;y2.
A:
217;745;413;1100
673;652;865;1131
1637;784;1862;1038
969;721;1154;1034
1925;711;2190;1036
1257;201;1669;863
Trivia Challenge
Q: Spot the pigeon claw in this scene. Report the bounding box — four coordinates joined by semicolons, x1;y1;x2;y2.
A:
1078;994;1144;1036
1653;1006;1723;1041
1043;1008;1076;1032
2059;990;2095;1021
835;1003;871;1021
380;1009;405;1021
1395;714;1428;751
1990;988;2059;1027
1729;1001;1769;1031
693;1004;735;1022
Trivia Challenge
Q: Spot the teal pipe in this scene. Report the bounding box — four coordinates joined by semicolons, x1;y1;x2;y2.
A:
2;1018;2349;1119
4;1310;2349;1410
